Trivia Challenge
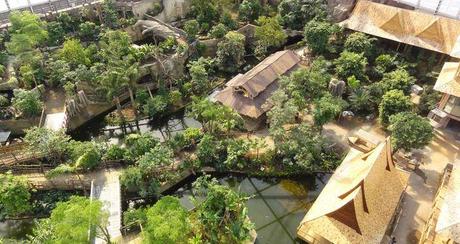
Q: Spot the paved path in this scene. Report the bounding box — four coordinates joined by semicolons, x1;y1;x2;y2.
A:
43;88;67;131
92;169;123;244
392;129;460;243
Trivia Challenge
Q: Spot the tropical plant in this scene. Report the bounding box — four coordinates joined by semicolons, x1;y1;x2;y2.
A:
379;68;415;94
143;196;191;243
238;0;262;22
11;89;43;117
334;51;368;81
303;19;337;54
378;90;412;126
389;112;434;151
254;16;287;59
216;31;246;73
278;0;326;30
344;32;376;58
313;93;347;127
0;172;31;217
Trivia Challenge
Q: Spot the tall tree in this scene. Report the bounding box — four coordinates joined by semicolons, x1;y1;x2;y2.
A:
143;196;191;243
303;19;339;54
278;0;326;30
254;16;287;59
6;11;48;55
216;31;246;73
389;112;434;151
46;196;111;243
378;90;412;126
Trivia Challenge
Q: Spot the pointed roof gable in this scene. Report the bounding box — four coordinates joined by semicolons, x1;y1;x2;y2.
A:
417;19;446;50
434;62;460;97
341;0;460;58
380;11;405;35
297;138;408;244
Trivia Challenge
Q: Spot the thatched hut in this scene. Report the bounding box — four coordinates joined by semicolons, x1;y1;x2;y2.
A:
215;50;302;130
340;0;460;58
429;62;460;127
297;138;409;243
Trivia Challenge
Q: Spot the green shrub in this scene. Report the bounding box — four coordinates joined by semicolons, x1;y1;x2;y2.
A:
209;23;228;39
0;95;9;108
143;95;169;117
75;147;101;171
334;51;368;81
183;127;203;144
104;144;128;161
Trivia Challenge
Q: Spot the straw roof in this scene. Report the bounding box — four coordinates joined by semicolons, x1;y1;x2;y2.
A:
297;138;408;244
435;162;460;242
215;50;301;119
340;0;460;58
434;62;460;97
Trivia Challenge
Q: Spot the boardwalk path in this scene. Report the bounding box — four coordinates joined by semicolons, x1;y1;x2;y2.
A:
91;169;123;244
43;88;67;131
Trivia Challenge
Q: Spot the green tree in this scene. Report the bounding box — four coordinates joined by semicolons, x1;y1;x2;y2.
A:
24;127;70;162
196;134;222;166
11;89;43;117
47;196;111;243
125;133;159;160
278;0;326;30
187;57;214;94
184;20;200;40
344;32;376;58
143;196;191;243
120;166;160;198
266;89;299;131
238;0;262;22
389;112;434;151
191;176;254;243
303;19;337;54
378;90;412;126
189;97;243;134
375;54;396;75
349;88;372;114
6;11;48;55
102;0;119;28
58;39;91;67
254;16;287;59
79;21;99;41
334;51;368;81
216;31;246;73
190;0;219;28
47;21;65;46
220;11;238;30
46;59;71;87
380;68;415;94
313;94;347;127
0;172;31;217
209;23;228;39
137;144;174;174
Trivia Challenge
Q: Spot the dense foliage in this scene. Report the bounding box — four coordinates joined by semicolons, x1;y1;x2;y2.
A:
389;112;434;151
0;172;31;218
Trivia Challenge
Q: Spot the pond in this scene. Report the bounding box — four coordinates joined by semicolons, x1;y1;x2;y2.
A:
70;109;201;143
173;174;330;244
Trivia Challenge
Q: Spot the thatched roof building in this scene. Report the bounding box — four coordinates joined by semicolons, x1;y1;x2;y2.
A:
340;0;460;58
297;138;409;244
434;62;460;97
215;50;301;119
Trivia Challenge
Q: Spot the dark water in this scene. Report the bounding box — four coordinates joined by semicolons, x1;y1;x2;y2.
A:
174;174;331;244
70;110;201;143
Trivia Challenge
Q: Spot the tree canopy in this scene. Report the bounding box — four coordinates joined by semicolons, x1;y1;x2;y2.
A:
278;0;326;30
6;11;48;55
143;196;191;243
216;31;246;73
0;172;31;218
303;19;337;55
389;112;434;151
378;90;412;126
254;16;287;59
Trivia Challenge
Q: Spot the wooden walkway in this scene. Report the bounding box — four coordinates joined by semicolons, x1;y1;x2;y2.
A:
0;143;47;172
91;169;122;243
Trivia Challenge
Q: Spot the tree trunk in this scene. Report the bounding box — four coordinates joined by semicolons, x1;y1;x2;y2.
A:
114;96;126;123
128;87;138;119
98;225;112;244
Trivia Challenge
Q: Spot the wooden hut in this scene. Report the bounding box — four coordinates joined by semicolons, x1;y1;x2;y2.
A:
297;138;409;244
340;0;460;58
429;62;460;127
215;50;302;130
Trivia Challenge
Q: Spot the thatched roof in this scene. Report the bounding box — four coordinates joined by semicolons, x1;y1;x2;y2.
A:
297;138;409;244
434;62;460;97
435;162;460;242
340;0;460;58
215;50;301;119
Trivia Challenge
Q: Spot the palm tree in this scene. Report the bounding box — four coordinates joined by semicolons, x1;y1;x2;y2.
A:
349;88;371;114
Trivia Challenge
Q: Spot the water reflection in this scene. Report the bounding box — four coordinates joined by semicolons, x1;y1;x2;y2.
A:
173;174;331;244
70;110;201;143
